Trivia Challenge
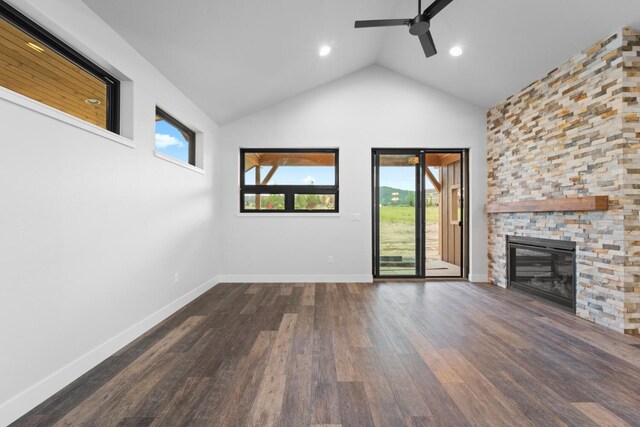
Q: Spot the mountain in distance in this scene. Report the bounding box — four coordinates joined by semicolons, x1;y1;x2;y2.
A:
379;186;436;206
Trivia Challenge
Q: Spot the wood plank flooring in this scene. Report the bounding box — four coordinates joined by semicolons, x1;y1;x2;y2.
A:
12;281;640;426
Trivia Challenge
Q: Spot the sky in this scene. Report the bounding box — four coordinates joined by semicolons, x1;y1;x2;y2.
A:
380;166;439;191
244;164;439;189
245;166;335;185
155;119;189;163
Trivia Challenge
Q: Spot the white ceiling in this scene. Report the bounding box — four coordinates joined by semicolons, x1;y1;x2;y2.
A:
83;0;640;125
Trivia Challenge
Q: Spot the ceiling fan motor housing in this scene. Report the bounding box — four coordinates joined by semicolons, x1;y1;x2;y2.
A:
409;15;430;36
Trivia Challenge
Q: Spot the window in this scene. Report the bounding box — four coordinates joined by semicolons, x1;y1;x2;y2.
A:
450;185;461;224
155;107;196;166
240;149;339;213
0;1;119;132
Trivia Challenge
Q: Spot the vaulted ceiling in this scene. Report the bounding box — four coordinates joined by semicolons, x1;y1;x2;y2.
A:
84;0;640;125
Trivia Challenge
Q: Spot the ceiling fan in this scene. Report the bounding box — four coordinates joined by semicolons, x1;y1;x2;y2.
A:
354;0;453;59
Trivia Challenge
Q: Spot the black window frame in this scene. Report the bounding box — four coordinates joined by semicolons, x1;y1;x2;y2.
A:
0;0;120;133
240;148;339;213
155;107;196;166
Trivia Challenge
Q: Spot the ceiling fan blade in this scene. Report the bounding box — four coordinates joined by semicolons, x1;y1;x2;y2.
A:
419;31;437;58
423;0;453;19
354;19;411;28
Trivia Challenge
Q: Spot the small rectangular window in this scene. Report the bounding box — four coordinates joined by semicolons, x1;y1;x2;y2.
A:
155;107;196;166
0;1;119;132
294;194;336;211
450;185;461;224
240;149;339;213
243;194;285;211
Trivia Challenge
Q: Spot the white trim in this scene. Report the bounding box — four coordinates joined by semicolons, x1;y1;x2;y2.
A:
0;86;135;149
239;146;341;150
218;274;373;283
236;212;341;218
153;151;204;174
469;274;489;283
0;275;221;426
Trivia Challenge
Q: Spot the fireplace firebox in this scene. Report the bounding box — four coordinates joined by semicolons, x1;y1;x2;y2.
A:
507;236;576;312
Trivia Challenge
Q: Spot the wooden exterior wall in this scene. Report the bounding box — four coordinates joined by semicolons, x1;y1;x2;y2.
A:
439;160;461;266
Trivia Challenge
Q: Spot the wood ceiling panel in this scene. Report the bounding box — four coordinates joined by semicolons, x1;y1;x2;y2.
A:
244;152;335;170
0;65;105;124
425;153;461;167
255;152;335;167
0;17;107;128
378;154;419;167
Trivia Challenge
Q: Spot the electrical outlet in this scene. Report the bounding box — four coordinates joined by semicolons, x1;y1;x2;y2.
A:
328;256;334;264
174;273;179;284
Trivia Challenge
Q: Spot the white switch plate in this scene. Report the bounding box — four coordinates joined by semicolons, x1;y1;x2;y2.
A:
349;213;362;221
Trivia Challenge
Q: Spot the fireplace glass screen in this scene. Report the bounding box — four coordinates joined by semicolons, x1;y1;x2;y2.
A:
508;238;575;310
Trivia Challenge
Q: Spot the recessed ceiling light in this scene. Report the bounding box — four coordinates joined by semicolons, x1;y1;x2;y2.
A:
85;98;102;105
319;45;332;57
449;46;463;57
26;42;45;53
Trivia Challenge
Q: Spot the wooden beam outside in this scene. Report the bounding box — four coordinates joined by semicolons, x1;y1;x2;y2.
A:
439;192;443;259
261;166;279;185
425;168;441;193
255;152;334;167
244;153;261;171
379;155;419;167
255;165;261;210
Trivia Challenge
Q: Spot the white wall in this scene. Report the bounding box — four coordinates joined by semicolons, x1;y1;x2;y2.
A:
217;65;488;283
0;0;220;424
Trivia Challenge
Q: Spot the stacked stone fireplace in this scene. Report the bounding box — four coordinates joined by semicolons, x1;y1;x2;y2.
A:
487;29;640;335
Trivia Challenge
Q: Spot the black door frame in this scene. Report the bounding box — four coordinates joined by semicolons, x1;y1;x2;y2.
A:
372;148;469;279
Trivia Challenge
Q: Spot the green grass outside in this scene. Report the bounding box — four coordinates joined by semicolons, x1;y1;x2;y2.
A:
379;205;439;225
379;205;439;258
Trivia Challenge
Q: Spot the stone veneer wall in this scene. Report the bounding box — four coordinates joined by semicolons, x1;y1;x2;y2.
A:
487;29;640;335
622;30;640;334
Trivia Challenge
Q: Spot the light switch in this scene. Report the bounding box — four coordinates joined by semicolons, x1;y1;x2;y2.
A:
350;213;362;221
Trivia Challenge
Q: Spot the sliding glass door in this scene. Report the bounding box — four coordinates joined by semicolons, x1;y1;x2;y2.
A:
373;152;423;277
373;149;468;279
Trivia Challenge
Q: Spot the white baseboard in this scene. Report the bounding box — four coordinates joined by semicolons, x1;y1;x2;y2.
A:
218;274;374;283
469;274;489;283
0;275;221;426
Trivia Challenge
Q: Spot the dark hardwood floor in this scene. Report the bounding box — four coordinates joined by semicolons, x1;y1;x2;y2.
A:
13;281;640;426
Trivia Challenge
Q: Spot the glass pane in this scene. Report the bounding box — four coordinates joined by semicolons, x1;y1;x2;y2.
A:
244;152;335;186
0;17;108;128
450;186;461;223
425;152;462;277
512;247;574;301
294;194;336;210
243;194;285;210
155;111;193;164
378;154;418;276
